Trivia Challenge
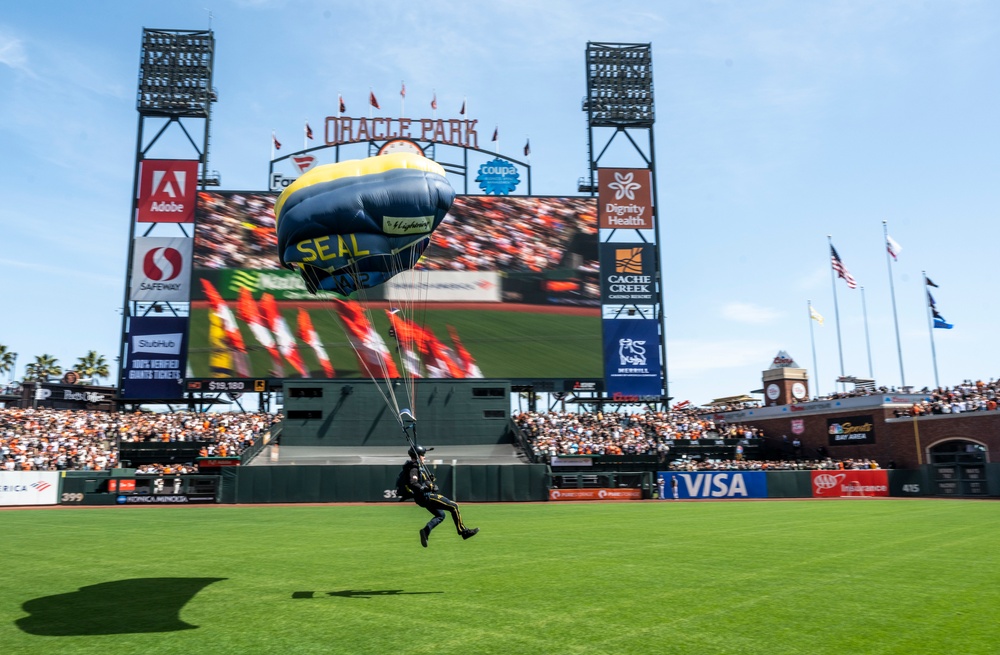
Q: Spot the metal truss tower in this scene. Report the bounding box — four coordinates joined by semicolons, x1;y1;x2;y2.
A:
580;42;668;402
116;29;217;402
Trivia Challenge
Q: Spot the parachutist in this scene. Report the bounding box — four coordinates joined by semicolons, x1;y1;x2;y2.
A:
395;446;479;547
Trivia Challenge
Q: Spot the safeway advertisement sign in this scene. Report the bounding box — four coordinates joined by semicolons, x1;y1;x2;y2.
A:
811;470;888;498
598;168;653;229
137;159;199;222
130;237;193;302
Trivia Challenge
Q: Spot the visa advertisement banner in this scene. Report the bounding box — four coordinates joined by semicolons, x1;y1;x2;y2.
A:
603;318;661;397
659;471;768;499
0;472;60;506
122;316;188;399
811;470;888;498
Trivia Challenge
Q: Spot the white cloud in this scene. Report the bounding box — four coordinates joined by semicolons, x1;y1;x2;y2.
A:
0;32;29;73
720;302;781;324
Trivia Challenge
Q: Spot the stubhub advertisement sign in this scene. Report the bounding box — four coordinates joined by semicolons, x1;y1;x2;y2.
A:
121;316;188;399
659;471;768;499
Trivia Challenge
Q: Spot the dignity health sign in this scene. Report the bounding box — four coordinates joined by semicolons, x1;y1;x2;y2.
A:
0;472;60;506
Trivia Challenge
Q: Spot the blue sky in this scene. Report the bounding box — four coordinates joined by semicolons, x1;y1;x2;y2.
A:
1;0;998;404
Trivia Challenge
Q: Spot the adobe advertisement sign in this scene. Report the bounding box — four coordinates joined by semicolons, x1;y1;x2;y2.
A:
130;237;193;302
121;316;188;399
827;415;875;446
603;318;661;397
137;159;199;222
599;243;655;304
660;471;768;499
811;470;888;498
598;168;653;229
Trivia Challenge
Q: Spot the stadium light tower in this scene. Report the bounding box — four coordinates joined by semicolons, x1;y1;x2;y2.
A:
581;42;668;405
115;29;218;405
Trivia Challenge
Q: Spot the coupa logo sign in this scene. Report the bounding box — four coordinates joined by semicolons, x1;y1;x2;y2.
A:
673;472;767;499
137;160;199;222
475;158;519;195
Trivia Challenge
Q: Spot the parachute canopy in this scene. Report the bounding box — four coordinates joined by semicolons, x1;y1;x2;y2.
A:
274;152;455;296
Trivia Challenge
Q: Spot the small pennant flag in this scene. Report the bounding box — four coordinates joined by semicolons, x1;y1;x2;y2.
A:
431;92;437;110
338;95;346;114
459;99;466;115
925;276;939;288
524;139;531;156
809;305;824;326
886;235;902;260
369;90;380;109
305;122;313;140
272;132;281;150
400;81;406;98
491;126;498;142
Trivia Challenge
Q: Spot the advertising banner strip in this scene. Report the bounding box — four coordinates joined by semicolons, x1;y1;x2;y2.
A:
548;488;642;501
599;242;656;304
0;471;60;506
130;236;194;302
121;316;189;399
811;470;888;498
826;414;876;446
137;159;199;223
661;471;768;499
603;318;662;397
598;168;653;229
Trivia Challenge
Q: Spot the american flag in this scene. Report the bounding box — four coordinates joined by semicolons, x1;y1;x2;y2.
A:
830;245;857;289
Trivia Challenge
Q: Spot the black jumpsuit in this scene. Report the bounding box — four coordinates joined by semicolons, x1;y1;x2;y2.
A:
400;460;474;537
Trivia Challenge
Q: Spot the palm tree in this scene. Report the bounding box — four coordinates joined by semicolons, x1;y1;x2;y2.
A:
23;354;62;383
0;344;16;381
73;350;110;385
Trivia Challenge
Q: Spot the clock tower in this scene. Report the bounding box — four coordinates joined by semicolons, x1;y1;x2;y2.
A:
761;350;810;406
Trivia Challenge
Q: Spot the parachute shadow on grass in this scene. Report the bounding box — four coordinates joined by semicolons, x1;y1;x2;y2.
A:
292;589;444;600
16;577;225;636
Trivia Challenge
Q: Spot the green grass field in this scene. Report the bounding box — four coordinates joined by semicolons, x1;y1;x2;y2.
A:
3;500;998;655
188;306;603;379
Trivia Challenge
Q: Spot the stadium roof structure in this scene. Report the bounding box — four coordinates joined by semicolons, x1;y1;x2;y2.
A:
708;395;758;405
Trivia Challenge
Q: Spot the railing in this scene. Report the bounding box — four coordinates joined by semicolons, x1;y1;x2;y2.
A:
240;422;282;465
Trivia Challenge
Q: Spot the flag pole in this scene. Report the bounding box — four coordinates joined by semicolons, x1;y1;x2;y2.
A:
923;271;940;389
828;235;846;390
883;221;906;387
860;286;873;377
808;300;820;397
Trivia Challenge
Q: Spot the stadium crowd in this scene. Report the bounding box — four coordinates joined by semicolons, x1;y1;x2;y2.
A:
514;409;761;458
0;408;279;472
665;457;881;471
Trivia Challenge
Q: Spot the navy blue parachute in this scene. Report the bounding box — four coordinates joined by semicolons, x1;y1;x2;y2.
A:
274;153;455;296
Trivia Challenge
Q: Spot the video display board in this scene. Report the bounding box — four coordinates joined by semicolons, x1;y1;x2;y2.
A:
188;192;601;381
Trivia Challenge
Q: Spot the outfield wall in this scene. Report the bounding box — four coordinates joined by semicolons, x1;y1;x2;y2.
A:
10;464;1000;507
